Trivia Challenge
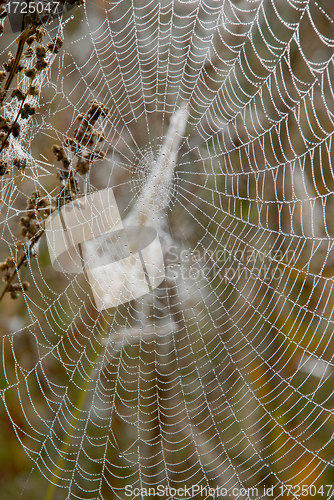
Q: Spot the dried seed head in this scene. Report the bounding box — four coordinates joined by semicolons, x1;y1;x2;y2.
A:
37;198;48;208
35;28;46;43
5;257;15;269
0;159;8;175
0;116;9;132
28;85;39;96
47;36;63;54
11;89;26;100
24;47;34;58
14;241;26;250
31;190;41;200
87;100;109;122
13;158;27;171
3;53;15;73
21;103;36;119
11;122;20;138
2;271;10;282
65;137;79;153
0;132;9;149
0;261;8;272
26;221;38;236
20;227;28;237
26;36;36;46
20;216;31;228
10;289;19;299
62;157;70;169
24;67;37;79
56;170;69;181
35;45;47;58
93;149;106;160
52;144;65;161
35;59;48;71
74;128;84;141
75;158;90;175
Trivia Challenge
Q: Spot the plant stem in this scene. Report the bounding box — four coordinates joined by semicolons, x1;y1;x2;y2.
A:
0;96;26;155
0;0;62;107
0;13;36;107
0;229;43;304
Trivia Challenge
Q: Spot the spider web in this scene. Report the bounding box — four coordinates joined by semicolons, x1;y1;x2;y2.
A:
1;0;334;498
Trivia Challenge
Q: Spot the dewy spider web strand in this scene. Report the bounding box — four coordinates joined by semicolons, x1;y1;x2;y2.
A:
0;0;334;498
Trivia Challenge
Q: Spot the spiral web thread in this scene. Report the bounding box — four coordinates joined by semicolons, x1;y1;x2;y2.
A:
1;0;334;498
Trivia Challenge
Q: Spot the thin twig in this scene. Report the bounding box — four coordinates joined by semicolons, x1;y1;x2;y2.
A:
0;10;36;106
0;96;26;155
0;229;43;303
0;0;62;107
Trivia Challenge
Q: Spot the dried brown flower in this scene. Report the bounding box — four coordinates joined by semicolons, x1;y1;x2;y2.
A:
52;144;66;162
75;158;90;175
28;85;39;96
2;272;10;283
11;89;26;100
35;28;46;43
24;67;37;79
13;158;27;171
35;59;48;71
0;116;10;132
0;261;8;272
0;132;9;149
26;36;36;46
47;36;64;54
21;281;30;291
11;122;20;138
0;159;8;175
10;289;19;299
36;45;47;58
3;53;15;73
21;103;36;119
24;47;34;58
87;100;110;122
5;257;15;269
